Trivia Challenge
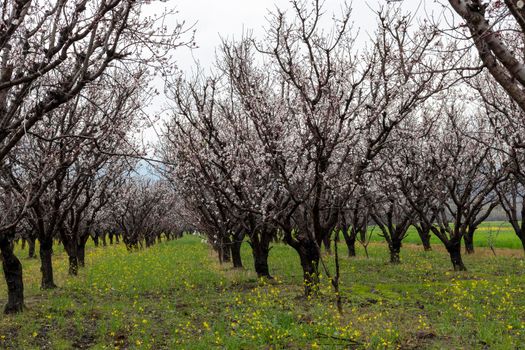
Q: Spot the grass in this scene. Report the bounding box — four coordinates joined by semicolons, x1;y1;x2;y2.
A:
0;225;524;349
368;221;524;250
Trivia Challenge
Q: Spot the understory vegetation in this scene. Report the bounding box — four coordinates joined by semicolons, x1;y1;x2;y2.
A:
1;232;524;349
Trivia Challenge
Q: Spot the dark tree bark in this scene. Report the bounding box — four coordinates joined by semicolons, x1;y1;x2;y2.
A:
389;238;402;264
0;236;25;314
250;232;273;279
297;240;320;296
230;239;243;268
252;246;271;278
415;225;432;251
220;236;231;263
68;255;78;276
446;239;467;271
341;225;357;257
464;226;475;254
77;241;86;268
322;234;332;254
39;237;57;289
92;234;99;247
62;231;79;276
28;237;36;258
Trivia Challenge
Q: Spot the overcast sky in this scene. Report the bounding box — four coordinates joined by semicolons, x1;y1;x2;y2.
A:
160;0;447;72
139;0;449;159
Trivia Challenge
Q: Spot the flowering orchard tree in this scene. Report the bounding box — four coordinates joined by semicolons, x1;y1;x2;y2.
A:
160;69;277;273
400;92;501;270
446;0;525;111
0;0;189;314
110;178;176;250
339;186;371;258
470;70;525;252
368;142;417;264
160;1;451;296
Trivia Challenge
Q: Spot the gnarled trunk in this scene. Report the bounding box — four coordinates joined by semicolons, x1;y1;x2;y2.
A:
219;236;231;263
39;237;57;289
342;227;356;257
323;234;331;254
0;236;25;314
230;239;243;268
416;226;432;251
251;237;272;279
63;239;78;276
347;237;356;257
446;239;467;271
297;240;320;296
77;241;86;267
68;255;78;276
389;238;401;264
28;237;36;258
464;228;475;254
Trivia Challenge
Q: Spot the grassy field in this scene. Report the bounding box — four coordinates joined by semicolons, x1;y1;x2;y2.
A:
367;221;524;250
1;227;525;349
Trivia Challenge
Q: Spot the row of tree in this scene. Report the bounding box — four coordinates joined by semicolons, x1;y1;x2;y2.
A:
0;0;189;314
157;1;525;297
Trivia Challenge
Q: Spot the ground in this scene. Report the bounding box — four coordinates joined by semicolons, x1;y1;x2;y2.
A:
1;223;525;349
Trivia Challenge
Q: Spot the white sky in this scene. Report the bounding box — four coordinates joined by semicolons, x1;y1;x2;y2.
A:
139;0;449;157
162;0;447;72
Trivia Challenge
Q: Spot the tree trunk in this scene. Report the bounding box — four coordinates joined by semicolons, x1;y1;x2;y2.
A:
63;238;78;276
416;226;432;251
39;237;57;289
77;242;86;268
347;236;356;257
389;238;401;264
230;239;243;268
323;234;331;255
28;238;36;258
68;255;78;276
464;228;475;254
252;240;272;279
342;227;356;257
514;227;525;255
422;237;432;251
0;236;25;314
222;236;231;263
446;239;467;271
297;240;320;296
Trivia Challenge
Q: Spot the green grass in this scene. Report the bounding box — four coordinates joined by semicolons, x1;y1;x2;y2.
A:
1;228;525;349
367;221;524;250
